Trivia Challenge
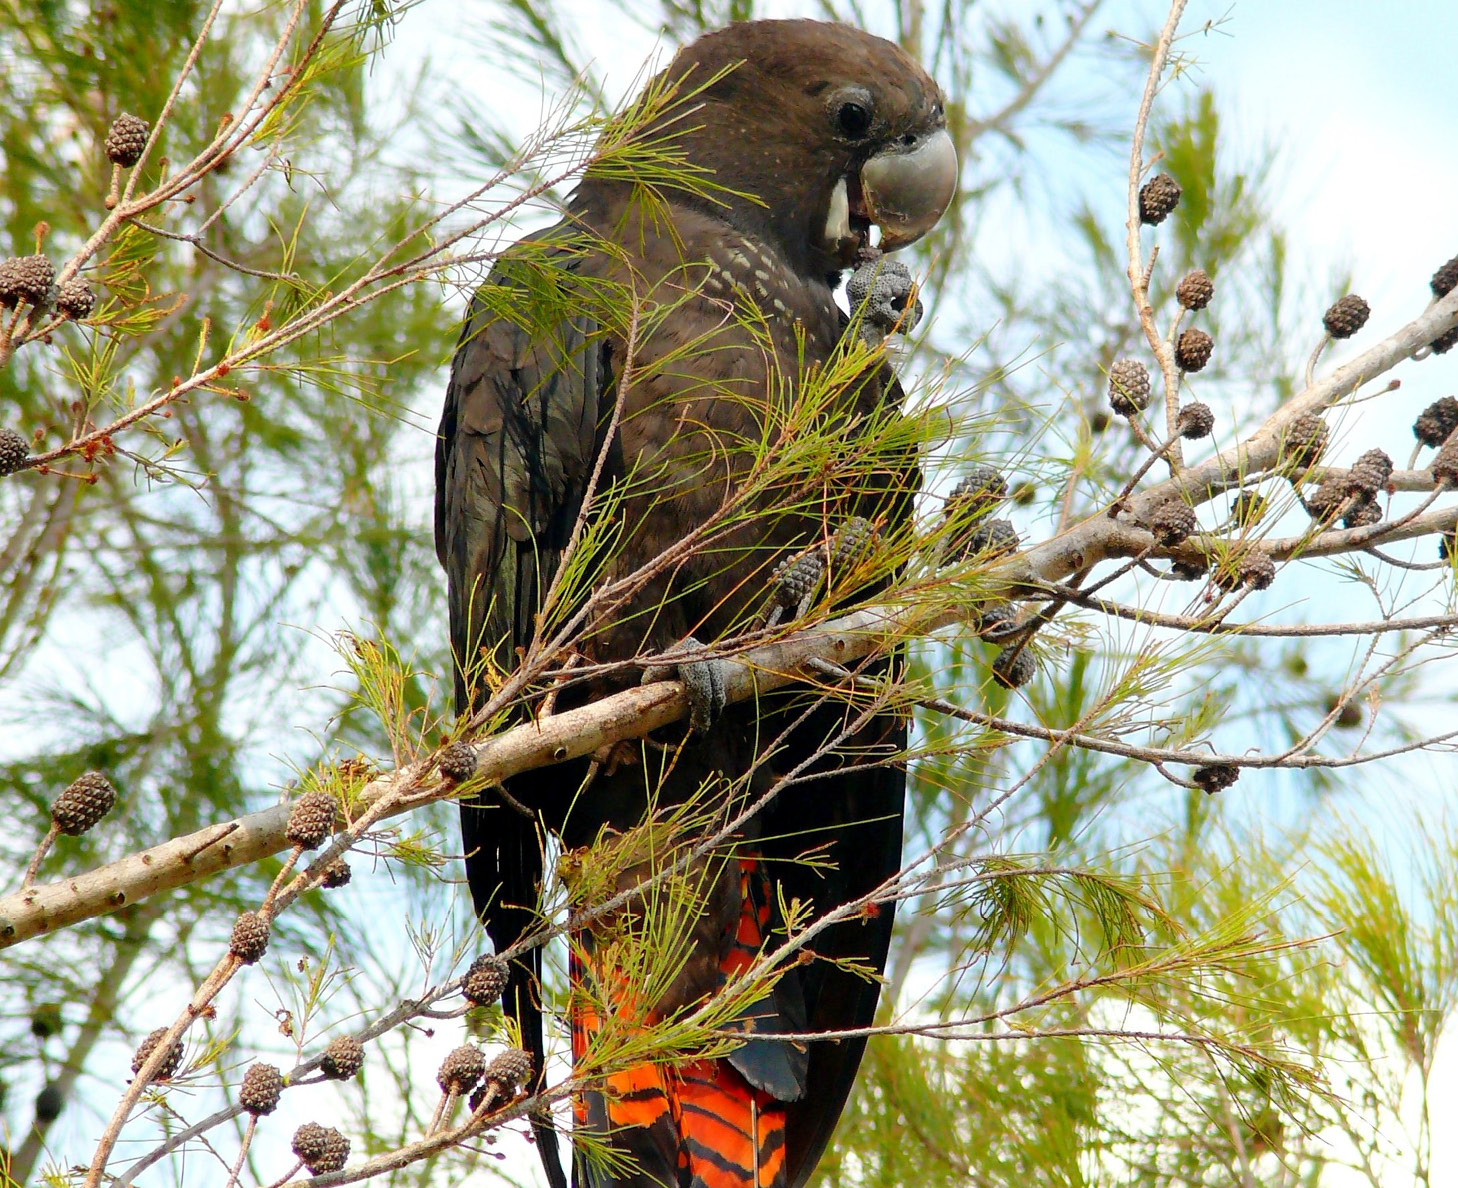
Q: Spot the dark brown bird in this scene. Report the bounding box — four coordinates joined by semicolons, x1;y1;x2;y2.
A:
435;19;954;1188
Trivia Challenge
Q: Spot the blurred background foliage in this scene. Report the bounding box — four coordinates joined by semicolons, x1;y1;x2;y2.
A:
2;1;1456;1186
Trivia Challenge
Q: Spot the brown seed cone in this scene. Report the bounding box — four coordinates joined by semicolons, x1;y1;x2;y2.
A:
1193;763;1240;795
240;1062;284;1116
104;112;150;167
438;1045;486;1094
1278;412;1329;471
991;645;1036;690
51;771;115;835
0;254;54;306
463;954;509;1006
484;1047;533;1093
34;1083;64;1123
1212;557;1242;592
960;517;1019;560
1342;498;1382;529
770;550;820;607
1432;438;1458;488
1326;694;1364;729
229;911;270;964
1108;357;1151;415
1176;402;1214;439
1414;397;1458;447
285;790;338;849
1174;328;1214;372
973;601;1019;641
437;741;477;782
1302;478;1345;521
1322;294;1370;339
1432;255;1458;299
0;258;22;308
1345;448;1393;498
1169;557;1209;581
132;1027;184;1081
1150;500;1197;546
0;427;29;476
1138;173;1182;225
1232;491;1268;527
1238;551;1276;590
321;1034;364;1080
1432;326;1458;355
291;1122;349;1174
56;278;96;320
320;858;352;888
945;464;1008;521
829;516;878;573
1176;269;1214;310
31;1002;62;1039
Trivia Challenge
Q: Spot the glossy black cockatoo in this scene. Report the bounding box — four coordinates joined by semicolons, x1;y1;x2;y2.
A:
435;19;954;1188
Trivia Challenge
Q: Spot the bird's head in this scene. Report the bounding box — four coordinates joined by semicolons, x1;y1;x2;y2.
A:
591;19;957;280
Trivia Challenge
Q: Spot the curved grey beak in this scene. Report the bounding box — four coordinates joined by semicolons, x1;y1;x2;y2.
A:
860;127;958;250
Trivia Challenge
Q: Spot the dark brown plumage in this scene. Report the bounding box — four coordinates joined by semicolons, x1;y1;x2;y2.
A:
435;20;953;1188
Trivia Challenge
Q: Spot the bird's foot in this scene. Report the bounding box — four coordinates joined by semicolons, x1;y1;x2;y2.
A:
846;257;924;341
641;637;728;733
758;517;879;628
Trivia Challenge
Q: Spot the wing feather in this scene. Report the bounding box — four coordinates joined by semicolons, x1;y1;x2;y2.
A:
435;230;612;1188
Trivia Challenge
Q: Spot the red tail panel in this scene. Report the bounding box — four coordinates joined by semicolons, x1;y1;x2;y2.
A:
570;856;788;1188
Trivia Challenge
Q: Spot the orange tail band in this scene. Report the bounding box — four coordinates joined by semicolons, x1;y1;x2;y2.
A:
570;856;787;1188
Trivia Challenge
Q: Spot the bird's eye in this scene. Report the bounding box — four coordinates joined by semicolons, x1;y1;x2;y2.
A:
837;101;872;139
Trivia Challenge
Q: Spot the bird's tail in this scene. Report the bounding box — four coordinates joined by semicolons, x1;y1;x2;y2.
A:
570;858;789;1188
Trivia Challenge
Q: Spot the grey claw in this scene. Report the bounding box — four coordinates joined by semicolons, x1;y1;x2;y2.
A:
846;258;924;339
642;637;728;733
